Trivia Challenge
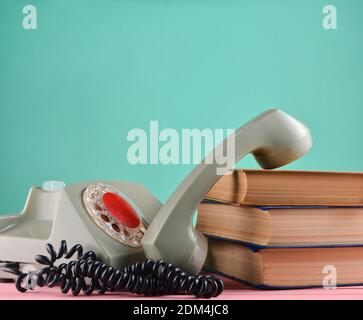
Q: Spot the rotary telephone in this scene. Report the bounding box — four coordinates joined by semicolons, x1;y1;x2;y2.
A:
0;109;312;296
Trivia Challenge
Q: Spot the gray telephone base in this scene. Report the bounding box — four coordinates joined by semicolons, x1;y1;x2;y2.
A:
0;181;161;279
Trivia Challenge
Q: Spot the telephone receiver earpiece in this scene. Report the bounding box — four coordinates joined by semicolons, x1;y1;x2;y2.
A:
142;109;313;274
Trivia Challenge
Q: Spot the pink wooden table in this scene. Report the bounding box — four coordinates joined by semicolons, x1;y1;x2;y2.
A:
1;276;363;300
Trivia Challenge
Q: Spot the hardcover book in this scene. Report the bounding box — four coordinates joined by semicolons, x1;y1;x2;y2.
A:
197;202;363;247
206;170;363;206
205;237;363;288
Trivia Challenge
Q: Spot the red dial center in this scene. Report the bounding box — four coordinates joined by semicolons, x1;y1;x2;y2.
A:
102;192;140;228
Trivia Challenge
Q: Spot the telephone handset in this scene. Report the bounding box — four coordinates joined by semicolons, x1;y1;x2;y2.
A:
143;109;312;274
0;109;312;282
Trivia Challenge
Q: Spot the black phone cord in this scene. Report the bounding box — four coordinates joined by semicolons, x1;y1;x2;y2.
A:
0;240;223;298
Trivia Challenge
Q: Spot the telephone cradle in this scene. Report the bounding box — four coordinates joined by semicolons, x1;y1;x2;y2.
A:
0;109;313;297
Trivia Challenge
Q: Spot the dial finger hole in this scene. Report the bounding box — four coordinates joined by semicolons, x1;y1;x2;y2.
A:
94;203;103;211
111;223;120;233
100;214;110;223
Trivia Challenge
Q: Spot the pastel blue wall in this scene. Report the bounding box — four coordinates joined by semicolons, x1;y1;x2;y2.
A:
1;0;362;214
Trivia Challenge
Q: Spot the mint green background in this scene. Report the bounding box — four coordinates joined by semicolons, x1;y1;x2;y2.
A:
0;0;362;214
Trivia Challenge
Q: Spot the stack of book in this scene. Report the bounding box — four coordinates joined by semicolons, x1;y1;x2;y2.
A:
196;169;363;288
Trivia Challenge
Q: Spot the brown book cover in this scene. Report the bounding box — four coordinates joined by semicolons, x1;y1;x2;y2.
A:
205;169;363;206
197;203;363;247
205;237;363;288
